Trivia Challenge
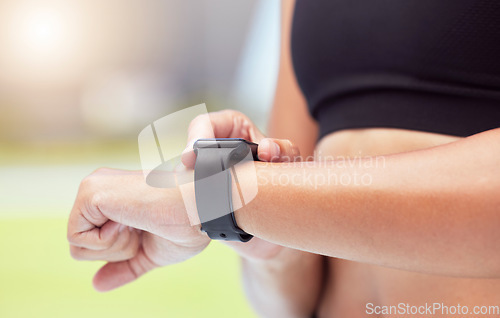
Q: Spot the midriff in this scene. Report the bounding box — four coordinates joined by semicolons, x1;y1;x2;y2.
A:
315;128;500;318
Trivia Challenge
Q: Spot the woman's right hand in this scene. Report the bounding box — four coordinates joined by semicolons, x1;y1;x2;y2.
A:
182;109;301;261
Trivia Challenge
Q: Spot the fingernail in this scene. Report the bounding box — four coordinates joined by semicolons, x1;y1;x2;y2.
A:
270;142;280;160
258;139;270;160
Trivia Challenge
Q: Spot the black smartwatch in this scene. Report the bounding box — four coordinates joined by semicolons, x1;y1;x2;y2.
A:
193;138;258;242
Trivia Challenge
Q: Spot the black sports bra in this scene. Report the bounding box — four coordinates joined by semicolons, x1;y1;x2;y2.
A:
291;0;500;139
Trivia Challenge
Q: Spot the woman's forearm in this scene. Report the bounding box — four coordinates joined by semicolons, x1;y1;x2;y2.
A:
236;128;500;277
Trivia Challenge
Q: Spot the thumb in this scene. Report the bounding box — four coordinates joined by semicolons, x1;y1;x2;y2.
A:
258;138;301;163
92;248;157;292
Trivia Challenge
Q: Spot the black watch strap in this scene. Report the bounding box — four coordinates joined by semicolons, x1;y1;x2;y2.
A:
194;145;253;242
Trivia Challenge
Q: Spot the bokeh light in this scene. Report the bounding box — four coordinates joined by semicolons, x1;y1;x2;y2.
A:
0;1;279;317
3;2;81;70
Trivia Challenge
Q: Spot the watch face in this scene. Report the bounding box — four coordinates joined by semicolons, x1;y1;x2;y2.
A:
193;138;259;160
193;138;257;149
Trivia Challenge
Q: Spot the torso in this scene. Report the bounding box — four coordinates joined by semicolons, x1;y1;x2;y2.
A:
289;1;500;315
292;0;500;140
315;128;500;318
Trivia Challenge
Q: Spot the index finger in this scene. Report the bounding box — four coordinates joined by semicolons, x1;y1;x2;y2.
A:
181;110;263;168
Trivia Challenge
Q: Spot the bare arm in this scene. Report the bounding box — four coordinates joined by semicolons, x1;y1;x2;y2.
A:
239;1;324;317
236;128;500;278
268;0;318;157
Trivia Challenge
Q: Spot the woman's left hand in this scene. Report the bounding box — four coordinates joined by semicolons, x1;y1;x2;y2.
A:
67;168;210;292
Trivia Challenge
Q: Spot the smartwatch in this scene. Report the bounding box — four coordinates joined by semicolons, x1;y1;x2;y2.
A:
193;138;258;242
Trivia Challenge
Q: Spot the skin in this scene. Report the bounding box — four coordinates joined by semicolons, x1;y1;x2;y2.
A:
67;1;500;317
311;130;500;318
67;111;309;293
236;128;500;275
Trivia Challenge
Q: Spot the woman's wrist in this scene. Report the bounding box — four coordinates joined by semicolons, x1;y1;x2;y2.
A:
232;161;271;236
233;160;303;238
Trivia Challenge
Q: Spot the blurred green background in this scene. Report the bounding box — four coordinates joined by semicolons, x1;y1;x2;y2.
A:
0;219;253;318
0;0;280;317
0;143;259;318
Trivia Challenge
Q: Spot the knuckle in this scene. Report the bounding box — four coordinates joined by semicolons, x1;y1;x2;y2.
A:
113;235;139;261
127;259;142;279
115;232;132;250
189;114;208;129
69;245;84;260
89;192;105;212
221;109;236;116
92;167;106;175
80;175;94;189
88;167;108;179
124;243;140;260
101;236;115;250
67;232;77;245
219;109;244;120
96;227;119;250
80;169;104;190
